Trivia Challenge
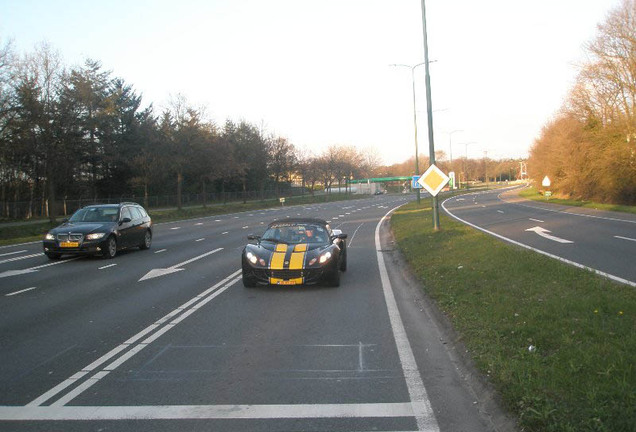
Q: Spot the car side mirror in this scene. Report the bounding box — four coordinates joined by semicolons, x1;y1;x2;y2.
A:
119;217;132;225
247;234;261;242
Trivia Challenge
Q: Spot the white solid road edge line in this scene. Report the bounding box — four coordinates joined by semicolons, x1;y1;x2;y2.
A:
0;403;439;424
27;269;242;407
442;197;636;288
375;204;440;432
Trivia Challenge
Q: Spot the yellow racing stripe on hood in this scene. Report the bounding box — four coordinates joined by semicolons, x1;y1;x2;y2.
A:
270;243;287;270
289;244;307;270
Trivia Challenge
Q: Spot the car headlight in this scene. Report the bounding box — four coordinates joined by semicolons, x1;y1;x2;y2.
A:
45;233;55;240
246;251;266;266
309;251;332;266
86;233;106;240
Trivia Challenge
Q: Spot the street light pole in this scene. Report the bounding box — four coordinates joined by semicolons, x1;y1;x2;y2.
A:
447;129;463;166
391;62;425;204
420;0;439;230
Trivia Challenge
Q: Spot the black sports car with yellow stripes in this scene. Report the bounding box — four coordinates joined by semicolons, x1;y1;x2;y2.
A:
242;218;347;287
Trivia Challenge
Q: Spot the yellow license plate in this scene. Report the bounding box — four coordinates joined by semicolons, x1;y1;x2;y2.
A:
60;241;79;248
277;280;298;285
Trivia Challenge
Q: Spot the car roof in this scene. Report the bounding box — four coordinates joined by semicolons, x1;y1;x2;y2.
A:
82;202;142;209
268;218;328;227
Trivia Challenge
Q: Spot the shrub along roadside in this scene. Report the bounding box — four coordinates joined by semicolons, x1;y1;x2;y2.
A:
390;200;635;432
0;193;365;246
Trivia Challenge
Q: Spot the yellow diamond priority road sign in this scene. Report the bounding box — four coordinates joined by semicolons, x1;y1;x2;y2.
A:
417;164;450;197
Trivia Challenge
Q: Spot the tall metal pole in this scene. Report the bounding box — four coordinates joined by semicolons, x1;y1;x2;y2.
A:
411;66;421;204
420;0;439;230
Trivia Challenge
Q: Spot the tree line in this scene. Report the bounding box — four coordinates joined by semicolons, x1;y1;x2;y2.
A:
0;41;382;220
528;0;636;205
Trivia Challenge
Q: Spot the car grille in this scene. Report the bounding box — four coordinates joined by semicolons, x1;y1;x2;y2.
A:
57;233;84;242
270;270;303;280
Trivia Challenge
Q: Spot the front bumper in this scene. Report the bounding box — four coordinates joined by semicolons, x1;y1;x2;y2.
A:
43;239;108;256
242;258;337;286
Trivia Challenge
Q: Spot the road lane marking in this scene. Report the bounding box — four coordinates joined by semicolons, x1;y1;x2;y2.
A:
497;210;504;214
347;223;364;248
28;270;242;407
5;287;37;296
0;402;430;421
525;226;573;244
222;231;228;235
170;227;181;230
195;238;205;242
98;264;117;270
375;206;439;431
154;249;167;254
195;223;204;226
0;252;42;265
529;218;544;223
139;248;223;281
0;250;27;258
0;257;80;279
442;198;636;288
615;235;636;242
498;189;636;224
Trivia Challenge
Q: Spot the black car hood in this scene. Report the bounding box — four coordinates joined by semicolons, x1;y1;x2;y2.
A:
50;222;115;235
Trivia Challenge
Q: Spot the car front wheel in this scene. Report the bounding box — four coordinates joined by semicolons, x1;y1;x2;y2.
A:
242;271;257;288
45;252;61;260
103;236;117;259
327;267;340;287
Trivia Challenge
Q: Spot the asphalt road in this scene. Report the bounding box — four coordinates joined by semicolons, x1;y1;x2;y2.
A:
442;187;636;287
0;194;503;432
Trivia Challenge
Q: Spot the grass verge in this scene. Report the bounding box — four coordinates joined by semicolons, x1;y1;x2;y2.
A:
0;193;365;246
519;187;636;215
391;199;635;432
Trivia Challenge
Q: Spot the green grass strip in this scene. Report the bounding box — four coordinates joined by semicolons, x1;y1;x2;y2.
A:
391;199;635;432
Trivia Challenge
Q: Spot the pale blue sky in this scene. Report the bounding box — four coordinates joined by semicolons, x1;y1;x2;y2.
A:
0;0;622;165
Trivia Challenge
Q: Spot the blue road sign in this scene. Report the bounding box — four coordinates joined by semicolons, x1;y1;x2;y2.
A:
412;175;422;189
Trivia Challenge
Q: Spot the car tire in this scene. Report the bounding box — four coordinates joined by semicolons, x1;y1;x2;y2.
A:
327;268;340;287
242;272;257;288
340;252;347;272
139;230;152;250
103;236;117;259
45;252;61;260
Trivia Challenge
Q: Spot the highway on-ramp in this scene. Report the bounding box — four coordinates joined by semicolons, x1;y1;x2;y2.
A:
0;194;501;432
442;188;636;287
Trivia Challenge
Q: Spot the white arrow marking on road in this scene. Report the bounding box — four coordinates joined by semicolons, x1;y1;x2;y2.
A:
0;257;79;279
0;269;37;278
615;235;636;242
139;248;223;282
525;226;573;244
0;253;42;265
0;249;27;258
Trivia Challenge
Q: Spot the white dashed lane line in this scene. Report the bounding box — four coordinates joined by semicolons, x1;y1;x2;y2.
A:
5;287;37;297
98;264;117;270
195;238;205;242
154;249;167;254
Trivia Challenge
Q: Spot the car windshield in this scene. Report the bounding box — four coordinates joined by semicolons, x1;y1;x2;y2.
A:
261;223;329;245
69;207;119;223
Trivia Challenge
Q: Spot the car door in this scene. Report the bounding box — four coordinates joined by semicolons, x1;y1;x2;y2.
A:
129;206;145;245
117;206;135;248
